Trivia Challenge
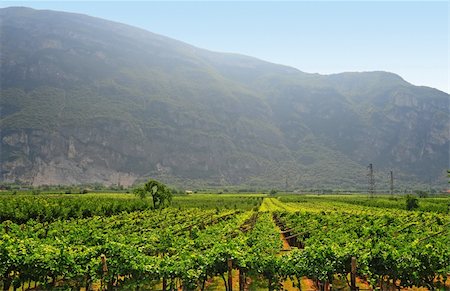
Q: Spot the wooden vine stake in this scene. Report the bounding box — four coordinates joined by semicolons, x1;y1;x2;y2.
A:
227;258;233;291
351;256;357;291
101;254;108;290
239;268;245;291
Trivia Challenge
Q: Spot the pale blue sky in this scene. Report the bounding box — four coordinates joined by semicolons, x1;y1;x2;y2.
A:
1;1;449;93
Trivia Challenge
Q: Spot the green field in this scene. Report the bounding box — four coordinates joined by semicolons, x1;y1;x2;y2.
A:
0;193;449;290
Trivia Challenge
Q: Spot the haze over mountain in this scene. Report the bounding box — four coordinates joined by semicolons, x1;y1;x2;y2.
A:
1;7;449;190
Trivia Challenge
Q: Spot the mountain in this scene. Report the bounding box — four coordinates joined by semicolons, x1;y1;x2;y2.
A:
1;7;449;190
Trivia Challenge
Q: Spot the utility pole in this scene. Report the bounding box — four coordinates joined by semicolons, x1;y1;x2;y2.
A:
285;175;288;192
368;163;375;197
390;170;394;196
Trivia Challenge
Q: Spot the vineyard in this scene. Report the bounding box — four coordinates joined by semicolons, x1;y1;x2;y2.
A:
0;194;449;290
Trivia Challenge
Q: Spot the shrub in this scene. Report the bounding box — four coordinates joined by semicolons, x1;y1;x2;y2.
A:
406;194;419;210
414;190;428;198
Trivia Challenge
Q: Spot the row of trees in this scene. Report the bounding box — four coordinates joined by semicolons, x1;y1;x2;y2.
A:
3;177;448;196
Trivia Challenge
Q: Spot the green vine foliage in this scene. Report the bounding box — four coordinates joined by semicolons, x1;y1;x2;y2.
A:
0;196;449;290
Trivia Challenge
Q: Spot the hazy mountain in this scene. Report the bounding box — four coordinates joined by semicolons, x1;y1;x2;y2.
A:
1;7;448;190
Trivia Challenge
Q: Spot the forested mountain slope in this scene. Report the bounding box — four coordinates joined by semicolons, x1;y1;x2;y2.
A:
1;7;448;189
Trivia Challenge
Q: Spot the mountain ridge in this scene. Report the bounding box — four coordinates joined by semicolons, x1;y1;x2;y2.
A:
1;7;448;190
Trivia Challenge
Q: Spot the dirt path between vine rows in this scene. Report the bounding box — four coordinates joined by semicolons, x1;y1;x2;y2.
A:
272;214;316;291
266;198;367;291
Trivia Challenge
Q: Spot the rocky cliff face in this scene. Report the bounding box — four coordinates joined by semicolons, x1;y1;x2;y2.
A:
1;7;448;189
2;128;137;186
